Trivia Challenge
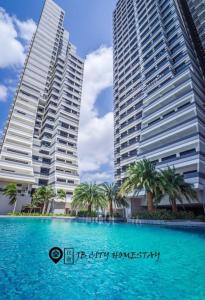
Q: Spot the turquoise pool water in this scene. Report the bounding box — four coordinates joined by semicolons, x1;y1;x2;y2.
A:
0;218;205;300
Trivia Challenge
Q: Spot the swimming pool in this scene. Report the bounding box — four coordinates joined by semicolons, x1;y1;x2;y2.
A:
0;217;205;299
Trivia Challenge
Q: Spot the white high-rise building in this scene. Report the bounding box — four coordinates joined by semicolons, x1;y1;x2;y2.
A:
0;0;84;213
113;0;205;215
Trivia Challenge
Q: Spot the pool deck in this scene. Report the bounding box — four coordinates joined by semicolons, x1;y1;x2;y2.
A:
1;215;205;227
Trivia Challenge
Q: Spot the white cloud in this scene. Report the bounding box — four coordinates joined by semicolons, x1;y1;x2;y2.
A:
0;7;36;68
78;46;114;182
15;18;36;41
80;46;113;126
81;171;113;184
0;85;7;101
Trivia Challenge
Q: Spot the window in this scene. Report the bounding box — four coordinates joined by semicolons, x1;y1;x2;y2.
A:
39;179;48;186
142;42;152;54
180;149;196;157
156;48;166;59
40;150;49;155
130;149;137;156
144;59;155;70
153;32;162;43
166;26;176;38
157;58;167;68
142;35;151;46
129;138;136;145
168;34;178;46
163;110;175;118
40;168;49;175
61;122;69;129
68;180;74;184
173;52;184;63
147;86;159;95
175;62;187;74
41;141;51;147
58;148;66;153
154;40;163;51
7;149;28;156
57;178;66;183
178;102;190;110
148;118;160;126
170;43;181;54
32;155;39;161
145;67;156;78
42;158;51;164
5;158;28;165
60;131;68;138
161;154;176;162
183;170;197;178
136;111;142;119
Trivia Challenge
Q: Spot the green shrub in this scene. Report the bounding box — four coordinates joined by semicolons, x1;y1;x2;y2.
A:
196;215;205;222
8;211;98;218
113;212;122;218
175;211;195;219
132;209;196;220
77;210;97;217
68;212;77;217
105;212;123;218
8;212;70;217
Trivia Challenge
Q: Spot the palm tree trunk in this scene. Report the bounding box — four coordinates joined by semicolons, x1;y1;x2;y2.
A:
109;200;113;217
13;199;17;214
147;192;154;212
42;202;47;214
88;203;92;214
46;201;52;214
171;199;178;212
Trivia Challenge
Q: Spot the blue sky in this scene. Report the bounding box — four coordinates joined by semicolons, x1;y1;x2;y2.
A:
1;0;116;57
0;0;117;183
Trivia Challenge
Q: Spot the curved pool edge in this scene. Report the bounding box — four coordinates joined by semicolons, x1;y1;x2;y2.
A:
0;215;205;228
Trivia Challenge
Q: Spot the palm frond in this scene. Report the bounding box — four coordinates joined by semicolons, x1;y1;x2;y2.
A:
3;183;17;206
159;166;198;207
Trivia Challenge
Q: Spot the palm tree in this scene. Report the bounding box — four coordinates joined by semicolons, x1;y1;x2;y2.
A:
101;182;128;216
26;202;38;213
57;189;66;201
55;189;67;212
120;159;158;211
71;183;106;214
32;189;43;208
159;166;197;212
28;190;45;213
3;183;18;213
33;186;56;214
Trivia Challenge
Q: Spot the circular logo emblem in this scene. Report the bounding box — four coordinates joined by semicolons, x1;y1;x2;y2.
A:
49;247;63;264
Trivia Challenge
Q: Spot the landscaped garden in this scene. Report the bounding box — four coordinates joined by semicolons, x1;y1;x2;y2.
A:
2;159;205;220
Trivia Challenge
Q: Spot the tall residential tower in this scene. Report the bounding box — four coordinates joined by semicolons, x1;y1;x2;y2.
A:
0;0;84;213
113;0;205;214
186;0;205;59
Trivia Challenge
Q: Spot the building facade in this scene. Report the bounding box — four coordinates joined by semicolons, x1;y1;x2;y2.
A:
0;0;84;213
186;0;205;60
113;0;205;215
